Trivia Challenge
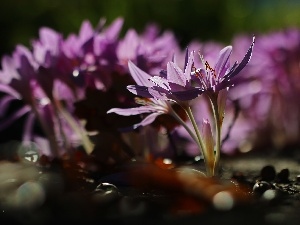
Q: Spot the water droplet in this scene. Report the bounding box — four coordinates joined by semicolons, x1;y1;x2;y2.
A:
253;181;272;195
95;182;119;193
212;191;234;211
13;181;45;209
17;142;39;163
262;189;277;201
92;183;120;204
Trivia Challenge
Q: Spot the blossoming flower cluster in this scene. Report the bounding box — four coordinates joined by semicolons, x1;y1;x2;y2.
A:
108;37;255;176
0;18;179;160
1;17;300;175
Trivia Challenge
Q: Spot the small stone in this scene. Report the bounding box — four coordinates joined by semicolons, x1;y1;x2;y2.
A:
296;175;300;183
231;171;246;183
253;181;272;195
260;165;276;181
276;169;290;183
261;189;278;201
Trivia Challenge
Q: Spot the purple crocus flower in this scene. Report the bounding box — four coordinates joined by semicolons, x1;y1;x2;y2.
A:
127;50;204;102
107;61;173;130
191;36;255;94
117;24;180;75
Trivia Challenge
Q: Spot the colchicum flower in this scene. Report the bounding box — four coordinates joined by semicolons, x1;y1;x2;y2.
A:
107;61;175;130
109;37;255;176
127;49;204;102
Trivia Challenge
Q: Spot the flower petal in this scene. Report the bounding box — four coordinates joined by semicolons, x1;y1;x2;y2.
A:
103;17;124;40
214;46;232;78
127;85;153;98
0;95;15;117
184;50;194;81
133;112;162;129
172;88;204;101
150;76;171;90
167;62;186;86
128;61;153;86
201;119;215;173
148;87;170;100
0;106;31;131
225;36;255;79
107;106;153;116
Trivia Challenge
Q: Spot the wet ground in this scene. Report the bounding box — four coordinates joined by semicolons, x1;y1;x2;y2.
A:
0;152;299;225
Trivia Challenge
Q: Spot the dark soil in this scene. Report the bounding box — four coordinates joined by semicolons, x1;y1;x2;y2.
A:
0;152;299;225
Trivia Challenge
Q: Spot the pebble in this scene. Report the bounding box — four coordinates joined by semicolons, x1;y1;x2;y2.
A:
231;171;246;183
296;175;300;183
260;165;276;181
276;169;290;183
253;181;272;195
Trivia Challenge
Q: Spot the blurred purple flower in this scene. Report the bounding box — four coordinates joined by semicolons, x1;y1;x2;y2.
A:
117;25;180;74
227;29;300;151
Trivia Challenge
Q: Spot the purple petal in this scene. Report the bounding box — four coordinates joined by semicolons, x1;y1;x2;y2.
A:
127;85;153;98
0;84;21;99
201;119;214;164
214;46;232;78
0;95;15;117
0;106;31;131
184;51;194;81
148;87;170;100
107;106;153;116
117;30;139;61
226;36;255;79
78;20;94;43
172;88;204;101
128;61;153;86
167;62;186;86
150;76;171;90
0;56;19;83
104;17;124;40
183;48;189;71
133;112;162;129
217;89;228;122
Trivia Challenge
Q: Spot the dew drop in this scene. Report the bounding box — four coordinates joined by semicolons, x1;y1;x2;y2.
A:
17;142;39;163
212;191;234;211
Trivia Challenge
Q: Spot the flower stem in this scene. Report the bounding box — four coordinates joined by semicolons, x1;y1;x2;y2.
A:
168;105;199;145
55;99;94;155
209;95;222;176
185;106;214;176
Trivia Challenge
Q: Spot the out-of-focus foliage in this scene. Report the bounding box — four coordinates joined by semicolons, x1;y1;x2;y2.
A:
1;0;300;56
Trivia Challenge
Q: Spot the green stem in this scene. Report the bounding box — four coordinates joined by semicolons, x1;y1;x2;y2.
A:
209;95;221;176
168;105;199;145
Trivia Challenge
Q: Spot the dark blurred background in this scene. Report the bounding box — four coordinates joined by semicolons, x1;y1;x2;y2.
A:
1;0;300;57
